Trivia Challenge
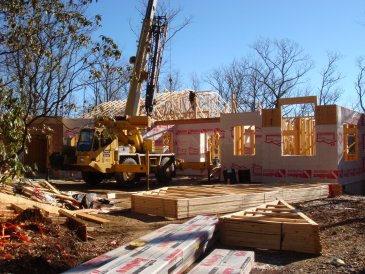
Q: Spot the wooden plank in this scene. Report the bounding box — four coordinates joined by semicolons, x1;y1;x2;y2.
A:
75;212;110;225
39;180;61;194
59;209;88;241
278;96;318;107
11;203;29;213
0;192;61;215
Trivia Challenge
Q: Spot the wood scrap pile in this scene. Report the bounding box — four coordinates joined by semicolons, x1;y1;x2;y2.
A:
0;178;122;212
13;179;83;209
0;192;111;242
219;200;322;254
131;183;334;219
0;201;98;272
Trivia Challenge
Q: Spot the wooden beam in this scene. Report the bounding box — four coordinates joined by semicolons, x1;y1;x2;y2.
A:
155;117;220;126
74;212;110;225
278;96;318;107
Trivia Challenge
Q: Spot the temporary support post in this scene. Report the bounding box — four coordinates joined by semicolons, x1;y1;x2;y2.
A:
146;151;150;190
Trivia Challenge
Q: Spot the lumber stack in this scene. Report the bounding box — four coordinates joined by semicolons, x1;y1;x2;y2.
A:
131;183;331;219
188;249;254;274
219;200;321;254
64;215;218;274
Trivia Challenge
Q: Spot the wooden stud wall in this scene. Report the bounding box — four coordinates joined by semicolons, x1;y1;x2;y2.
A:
282;116;316;156
343;124;359;161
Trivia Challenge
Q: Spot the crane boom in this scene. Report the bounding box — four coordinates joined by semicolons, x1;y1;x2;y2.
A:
124;0;165;117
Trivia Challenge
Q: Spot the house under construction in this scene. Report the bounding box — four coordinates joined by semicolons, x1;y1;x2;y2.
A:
28;91;364;194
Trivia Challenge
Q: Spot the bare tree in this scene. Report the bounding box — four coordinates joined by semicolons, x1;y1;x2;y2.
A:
86;47;130;106
134;0;192;44
190;72;201;91
206;59;265;112
250;38;313;108
133;0;192;93
163;69;183;91
317;52;343;105
356;57;365;112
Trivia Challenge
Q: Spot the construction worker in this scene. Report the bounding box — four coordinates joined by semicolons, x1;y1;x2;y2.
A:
189;90;196;111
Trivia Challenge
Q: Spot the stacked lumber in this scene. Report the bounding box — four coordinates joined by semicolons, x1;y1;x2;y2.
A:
131;183;331;219
188;249;254;274
219;200;321;254
64;215;218;274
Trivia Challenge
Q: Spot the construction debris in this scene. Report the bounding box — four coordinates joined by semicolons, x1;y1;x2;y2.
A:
0;178;120;212
219;200;321;254
188;249;254;274
64;215;218;274
131;183;334;219
0;190;111;242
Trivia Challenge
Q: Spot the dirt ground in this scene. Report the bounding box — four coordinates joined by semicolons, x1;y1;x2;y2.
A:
0;178;364;274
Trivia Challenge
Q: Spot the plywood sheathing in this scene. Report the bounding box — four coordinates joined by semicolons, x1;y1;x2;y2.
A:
219;199;322;254
81;90;230;121
262;108;281;127
131;183;330;219
315;105;338;125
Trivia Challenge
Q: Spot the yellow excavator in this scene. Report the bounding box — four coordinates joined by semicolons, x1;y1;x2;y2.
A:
51;0;177;186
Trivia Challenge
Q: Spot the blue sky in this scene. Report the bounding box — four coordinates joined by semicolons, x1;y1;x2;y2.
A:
88;0;365;108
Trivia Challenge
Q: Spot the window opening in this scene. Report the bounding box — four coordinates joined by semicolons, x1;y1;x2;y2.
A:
344;124;358;161
233;125;255;156
281;102;316;156
208;132;221;161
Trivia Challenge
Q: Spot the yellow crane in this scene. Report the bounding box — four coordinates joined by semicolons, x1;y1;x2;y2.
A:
51;0;220;186
52;0;175;187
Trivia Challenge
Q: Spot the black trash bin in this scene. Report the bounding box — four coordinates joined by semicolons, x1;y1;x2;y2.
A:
223;169;237;184
238;169;251;183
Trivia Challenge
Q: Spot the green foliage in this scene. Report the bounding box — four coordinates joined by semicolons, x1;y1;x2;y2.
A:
0;87;32;183
0;0;123;179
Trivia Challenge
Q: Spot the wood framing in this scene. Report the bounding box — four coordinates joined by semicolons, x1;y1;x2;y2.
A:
131;183;330;219
262;108;281;127
278;96;318;107
219;200;321;254
343;123;358;161
315;105;337;125
82;90;230;121
282;116;316;156
233;125;255;156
